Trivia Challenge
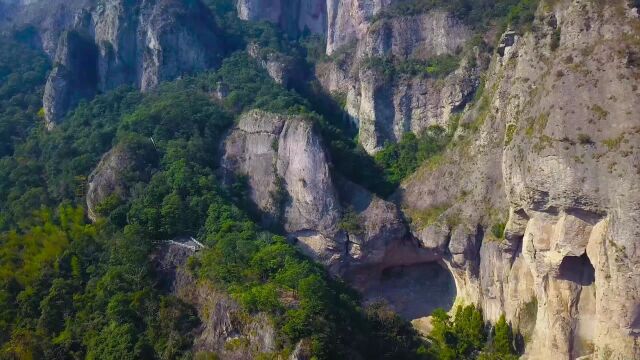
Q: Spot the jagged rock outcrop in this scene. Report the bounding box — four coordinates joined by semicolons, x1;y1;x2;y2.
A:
86;142;155;222
222;110;344;267
6;0;224;128
399;1;640;359
222;109;410;271
43;30;98;130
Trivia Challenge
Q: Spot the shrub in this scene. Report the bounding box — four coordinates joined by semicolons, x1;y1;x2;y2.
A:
577;134;594;145
491;222;506;239
375;126;451;184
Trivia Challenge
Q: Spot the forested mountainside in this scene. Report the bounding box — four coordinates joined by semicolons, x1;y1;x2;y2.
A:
0;0;639;359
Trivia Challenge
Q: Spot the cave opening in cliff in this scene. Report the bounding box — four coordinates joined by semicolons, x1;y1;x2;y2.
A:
360;262;457;321
558;253;595;286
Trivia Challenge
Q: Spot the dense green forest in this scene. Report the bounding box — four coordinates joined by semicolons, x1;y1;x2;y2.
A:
0;0;537;358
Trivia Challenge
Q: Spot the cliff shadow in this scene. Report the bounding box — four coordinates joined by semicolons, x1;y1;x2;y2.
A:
360;262;457;321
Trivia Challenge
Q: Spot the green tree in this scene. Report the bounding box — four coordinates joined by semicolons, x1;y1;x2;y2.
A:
87;323;138;360
479;314;518;360
492;314;515;355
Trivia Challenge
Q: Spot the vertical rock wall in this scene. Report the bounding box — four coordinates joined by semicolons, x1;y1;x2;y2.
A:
400;1;640;358
9;0;224;128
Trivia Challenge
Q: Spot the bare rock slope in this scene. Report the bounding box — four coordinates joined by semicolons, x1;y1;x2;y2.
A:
221;109;410;272
399;1;640;359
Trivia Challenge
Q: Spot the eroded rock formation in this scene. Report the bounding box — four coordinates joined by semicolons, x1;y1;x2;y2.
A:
153;242;278;359
4;0;223;128
221;110;411;272
235;0;326;36
316;5;481;154
79;1;640;358
399;1;640;358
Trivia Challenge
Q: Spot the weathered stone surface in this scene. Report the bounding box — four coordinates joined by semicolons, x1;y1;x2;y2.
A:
222;110;411;271
6;0;224;128
153;242;276;359
236;0;326;36
247;42;300;86
43;30;98;129
317;5;480;153
399;1;640;359
222;110;343;267
337;179;408;266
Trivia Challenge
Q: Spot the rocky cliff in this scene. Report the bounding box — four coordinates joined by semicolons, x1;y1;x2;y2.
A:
221;110;412;272
230;0;487;154
398;1;640;359
4;0;224;129
226;1;640;359
86;142;155;222
77;0;640;358
316;4;481;154
154;242;280;359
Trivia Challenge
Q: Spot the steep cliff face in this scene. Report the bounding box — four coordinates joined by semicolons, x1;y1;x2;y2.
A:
247;43;301;86
235;0;326;36
221;110;410;271
317;5;480;153
43;30;98;129
221;110;342;263
10;0;224;128
37;0;640;358
399;1;640;359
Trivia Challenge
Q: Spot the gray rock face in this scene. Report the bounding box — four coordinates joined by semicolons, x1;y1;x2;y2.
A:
317;7;479;153
247;42;300;86
10;0;224;128
399;1;640;359
222;110;410;271
336;179;407;267
235;0;326;36
222;110;343;267
43;30;98;130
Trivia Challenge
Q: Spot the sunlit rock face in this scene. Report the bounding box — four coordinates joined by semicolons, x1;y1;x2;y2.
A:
399;1;640;359
221;110;410;272
5;0;224;128
78;1;640;358
318;3;480;154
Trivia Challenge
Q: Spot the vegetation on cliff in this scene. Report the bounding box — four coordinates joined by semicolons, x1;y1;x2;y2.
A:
374;0;539;34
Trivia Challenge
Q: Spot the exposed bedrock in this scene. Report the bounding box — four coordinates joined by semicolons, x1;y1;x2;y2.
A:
86;141;156;222
235;0;327;36
153;242;278;359
221;109;417;272
316;8;482;154
399;1;640;358
8;0;224;128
